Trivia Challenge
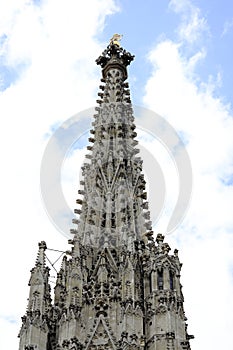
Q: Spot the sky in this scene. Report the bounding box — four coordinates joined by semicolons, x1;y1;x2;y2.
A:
0;0;233;349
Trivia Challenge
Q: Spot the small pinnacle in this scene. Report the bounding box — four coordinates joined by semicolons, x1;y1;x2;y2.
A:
156;233;165;244
35;241;47;267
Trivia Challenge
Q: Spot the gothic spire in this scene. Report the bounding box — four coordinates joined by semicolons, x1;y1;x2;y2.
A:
19;37;194;350
72;37;151;251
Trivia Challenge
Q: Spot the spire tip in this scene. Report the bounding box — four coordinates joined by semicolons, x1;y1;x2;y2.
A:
110;33;123;47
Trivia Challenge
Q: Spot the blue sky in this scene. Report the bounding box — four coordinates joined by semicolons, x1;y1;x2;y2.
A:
0;1;233;349
2;1;233;106
100;0;233;106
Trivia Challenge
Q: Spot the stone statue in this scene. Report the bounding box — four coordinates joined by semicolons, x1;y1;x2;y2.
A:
110;33;123;47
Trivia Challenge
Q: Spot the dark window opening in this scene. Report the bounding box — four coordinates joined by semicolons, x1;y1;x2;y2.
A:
169;271;174;290
149;272;152;293
157;269;163;290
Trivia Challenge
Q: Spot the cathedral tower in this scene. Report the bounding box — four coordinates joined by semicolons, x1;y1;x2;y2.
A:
19;37;193;350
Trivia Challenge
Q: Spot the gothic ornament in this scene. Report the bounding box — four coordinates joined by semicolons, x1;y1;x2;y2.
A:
18;38;193;350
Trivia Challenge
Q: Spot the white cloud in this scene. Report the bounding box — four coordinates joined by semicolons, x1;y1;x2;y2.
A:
222;17;233;36
169;0;208;44
143;3;233;349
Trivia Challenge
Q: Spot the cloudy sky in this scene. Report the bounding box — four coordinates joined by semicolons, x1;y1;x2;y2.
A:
1;0;233;349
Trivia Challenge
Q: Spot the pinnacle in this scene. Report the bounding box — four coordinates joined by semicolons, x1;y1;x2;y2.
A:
35;240;47;268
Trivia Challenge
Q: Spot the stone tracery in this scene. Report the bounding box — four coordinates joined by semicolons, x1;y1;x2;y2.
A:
18;39;193;350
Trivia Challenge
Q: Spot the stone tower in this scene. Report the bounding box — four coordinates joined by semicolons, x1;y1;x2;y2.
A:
18;38;194;350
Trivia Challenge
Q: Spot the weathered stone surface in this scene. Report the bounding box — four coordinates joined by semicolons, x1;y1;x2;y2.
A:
19;39;193;350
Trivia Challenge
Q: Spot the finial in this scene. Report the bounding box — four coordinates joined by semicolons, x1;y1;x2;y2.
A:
110;33;123;47
174;248;179;257
96;35;134;79
35;241;47;267
38;241;47;250
156;233;165;245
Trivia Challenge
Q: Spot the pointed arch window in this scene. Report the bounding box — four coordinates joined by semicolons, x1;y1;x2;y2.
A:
157;269;163;290
169;270;174;290
149;272;152;293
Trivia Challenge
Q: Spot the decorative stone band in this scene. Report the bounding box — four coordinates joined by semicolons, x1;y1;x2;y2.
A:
96;43;135;81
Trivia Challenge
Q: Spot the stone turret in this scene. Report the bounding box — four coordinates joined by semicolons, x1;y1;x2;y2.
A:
19;37;193;350
18;242;51;350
